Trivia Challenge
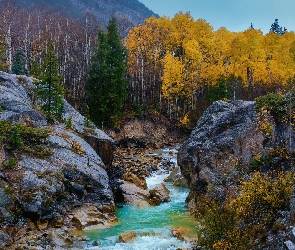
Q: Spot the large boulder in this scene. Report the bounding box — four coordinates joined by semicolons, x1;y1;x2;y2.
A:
118;180;150;203
70;204;118;230
63;101;115;167
177;100;293;207
149;183;170;205
164;166;189;188
0;72;116;225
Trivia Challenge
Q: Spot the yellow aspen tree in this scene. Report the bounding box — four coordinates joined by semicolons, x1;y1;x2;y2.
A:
230;29;266;87
212;27;237;80
161;52;185;118
276;32;295;84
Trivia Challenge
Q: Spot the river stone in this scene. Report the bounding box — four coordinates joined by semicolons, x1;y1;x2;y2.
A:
135;200;150;207
149;183;170;204
119;180;150;203
148;196;161;206
119;230;137;243
125;173;147;189
50;231;74;247
71;204;117;230
164;166;189;188
171;226;197;245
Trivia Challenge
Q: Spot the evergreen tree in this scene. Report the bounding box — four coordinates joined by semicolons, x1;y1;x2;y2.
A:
11;48;27;75
30;61;41;78
86;17;127;127
205;75;234;102
8;128;23;149
35;44;65;123
270;19;287;35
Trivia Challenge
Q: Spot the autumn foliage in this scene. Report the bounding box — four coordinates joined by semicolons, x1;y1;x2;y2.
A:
126;13;295;126
1;4;295;127
199;171;295;249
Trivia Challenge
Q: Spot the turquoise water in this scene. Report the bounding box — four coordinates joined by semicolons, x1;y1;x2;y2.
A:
84;148;197;250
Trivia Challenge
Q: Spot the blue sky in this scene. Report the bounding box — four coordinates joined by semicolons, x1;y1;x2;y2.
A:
139;0;295;34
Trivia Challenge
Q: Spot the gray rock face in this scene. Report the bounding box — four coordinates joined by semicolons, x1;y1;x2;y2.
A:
285;240;295;250
178;99;295;250
177;100;295;205
0;73;46;127
0;71;115;223
0;231;12;248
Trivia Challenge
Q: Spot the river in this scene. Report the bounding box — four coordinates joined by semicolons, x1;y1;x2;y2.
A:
84;147;197;250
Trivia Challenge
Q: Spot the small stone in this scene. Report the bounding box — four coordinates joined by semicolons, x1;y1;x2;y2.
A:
119;231;137;243
135;200;150;207
0;231;12;248
172;226;197;244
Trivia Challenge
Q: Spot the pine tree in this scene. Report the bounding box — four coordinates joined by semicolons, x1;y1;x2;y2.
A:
205;75;234;102
8;128;23;149
30;61;41;78
11;48;27;75
86;17;127;127
35;44;65;123
270;19;287;35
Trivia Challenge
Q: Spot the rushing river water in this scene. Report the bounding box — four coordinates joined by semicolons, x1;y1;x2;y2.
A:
84;147;197;250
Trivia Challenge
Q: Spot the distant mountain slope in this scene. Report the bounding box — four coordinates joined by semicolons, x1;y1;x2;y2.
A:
1;0;158;30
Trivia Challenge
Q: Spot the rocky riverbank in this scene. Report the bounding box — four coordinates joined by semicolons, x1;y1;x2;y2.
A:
84;145;197;249
0;71;191;249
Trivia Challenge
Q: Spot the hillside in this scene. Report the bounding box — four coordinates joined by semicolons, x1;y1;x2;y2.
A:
0;0;158;31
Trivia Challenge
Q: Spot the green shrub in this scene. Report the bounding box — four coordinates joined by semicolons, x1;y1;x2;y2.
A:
3;158;17;169
0;120;52;158
65;116;73;129
249;155;273;172
255;92;295;122
206;75;234;103
83;106;93;127
199;171;295;249
8;128;23;149
230;171;294;249
198;200;236;250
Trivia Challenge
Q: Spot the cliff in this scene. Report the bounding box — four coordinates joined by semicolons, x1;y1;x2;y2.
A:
0;72;116;248
177;100;295;249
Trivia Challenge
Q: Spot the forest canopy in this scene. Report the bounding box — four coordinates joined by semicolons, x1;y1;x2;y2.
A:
126;14;295;125
0;3;295;127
